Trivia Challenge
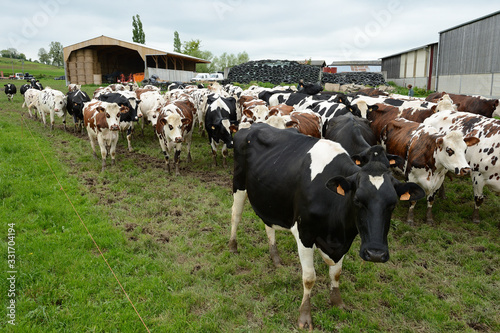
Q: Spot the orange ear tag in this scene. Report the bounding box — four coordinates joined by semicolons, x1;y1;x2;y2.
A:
400;192;411;200
337;185;345;196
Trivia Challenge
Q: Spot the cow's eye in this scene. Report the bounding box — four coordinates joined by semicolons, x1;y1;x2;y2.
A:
153;115;156;118
353;196;362;207
106;113;110;118
446;148;454;156
169;125;173;130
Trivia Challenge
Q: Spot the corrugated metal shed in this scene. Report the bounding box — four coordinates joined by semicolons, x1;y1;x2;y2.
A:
438;11;500;75
63;35;210;85
436;11;500;97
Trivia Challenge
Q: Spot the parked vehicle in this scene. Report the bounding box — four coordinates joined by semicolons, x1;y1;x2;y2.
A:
207;73;224;81
190;73;210;82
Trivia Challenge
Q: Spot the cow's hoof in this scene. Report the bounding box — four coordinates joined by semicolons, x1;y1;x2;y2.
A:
472;210;480;224
228;240;238;254
329;288;346;308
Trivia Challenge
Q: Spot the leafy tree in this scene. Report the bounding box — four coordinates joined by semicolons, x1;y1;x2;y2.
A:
38;48;51;65
1;48;19;59
173;31;181;53
48;41;63;67
132;15;145;44
209;51;249;72
182;39;213;72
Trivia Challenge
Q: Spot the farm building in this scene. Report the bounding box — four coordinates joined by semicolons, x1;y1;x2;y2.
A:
381;10;500;98
436;10;500;97
63;35;210;85
380;43;438;91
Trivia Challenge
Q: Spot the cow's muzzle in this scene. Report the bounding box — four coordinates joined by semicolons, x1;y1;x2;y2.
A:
361;248;389;263
456;167;471;176
174;137;183;143
110;125;120;131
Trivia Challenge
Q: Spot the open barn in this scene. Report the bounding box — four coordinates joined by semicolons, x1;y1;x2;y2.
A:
63;35;210;85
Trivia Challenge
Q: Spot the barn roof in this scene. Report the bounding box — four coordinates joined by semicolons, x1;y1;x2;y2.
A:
439;10;500;34
379;42;438;60
63;35;210;63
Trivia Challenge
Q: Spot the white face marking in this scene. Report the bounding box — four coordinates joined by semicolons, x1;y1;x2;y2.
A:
308;140;346;181
369;175;385;190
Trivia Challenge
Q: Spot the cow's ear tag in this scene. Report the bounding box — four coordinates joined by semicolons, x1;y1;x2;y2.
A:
355;159;361;165
400;192;411;201
211;126;215;130
337;185;345;196
389;159;396;165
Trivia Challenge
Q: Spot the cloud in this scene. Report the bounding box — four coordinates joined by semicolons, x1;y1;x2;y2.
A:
1;0;498;65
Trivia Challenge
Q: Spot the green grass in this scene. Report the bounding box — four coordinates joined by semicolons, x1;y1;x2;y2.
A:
0;79;499;332
0;57;64;80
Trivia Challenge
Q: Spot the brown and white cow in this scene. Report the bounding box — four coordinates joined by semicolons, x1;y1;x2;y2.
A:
286;110;322;138
83;100;129;171
155;99;195;175
381;118;479;225
426;92;499;118
367;103;437;141
423;110;500;223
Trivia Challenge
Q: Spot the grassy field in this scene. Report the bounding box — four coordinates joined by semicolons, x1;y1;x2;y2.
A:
0;77;499;332
0;57;64;79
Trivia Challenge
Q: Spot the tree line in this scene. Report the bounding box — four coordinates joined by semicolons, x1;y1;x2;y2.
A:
133;15;248;73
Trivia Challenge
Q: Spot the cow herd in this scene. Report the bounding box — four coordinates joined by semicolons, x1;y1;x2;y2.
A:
5;79;500;330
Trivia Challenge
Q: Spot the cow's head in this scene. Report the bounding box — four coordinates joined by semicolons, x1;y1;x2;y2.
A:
351;145;405;169
159;108;188;144
435;131;479;176
103;102;126;131
207;118;235;148
326;162;425;263
52;92;67;116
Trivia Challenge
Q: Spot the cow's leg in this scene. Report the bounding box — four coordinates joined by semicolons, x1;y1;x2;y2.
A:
210;140;218;167
472;173;485;224
157;136;171;172
406;201;417;226
185;130;194;163
318;251;346;308
126;127;133;152
50;111;55;130
229;189;247;254
173;143;182;176
426;193;435;225
97;135;107;171
167;140;176;173
222;144;229;168
87;132;98;160
109;133;119;168
265;225;283;267
62;112;67;132
291;223;316;331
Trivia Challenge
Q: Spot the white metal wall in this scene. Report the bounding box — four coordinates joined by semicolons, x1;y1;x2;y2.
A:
145;68;195;82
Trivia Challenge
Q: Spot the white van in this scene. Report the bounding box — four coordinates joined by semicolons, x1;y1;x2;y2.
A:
191;73;210;82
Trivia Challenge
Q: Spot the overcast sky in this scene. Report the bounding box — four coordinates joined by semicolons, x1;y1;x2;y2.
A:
2;1;499;64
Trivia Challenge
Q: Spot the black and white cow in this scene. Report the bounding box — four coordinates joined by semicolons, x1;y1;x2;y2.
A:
4;83;16;101
229;123;425;330
20;79;43;95
67;90;91;132
309;101;366;137
324;113;404;168
37;88;67;130
205;94;238;167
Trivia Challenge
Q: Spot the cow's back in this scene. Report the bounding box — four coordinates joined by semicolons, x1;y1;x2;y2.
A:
233;124;352;229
